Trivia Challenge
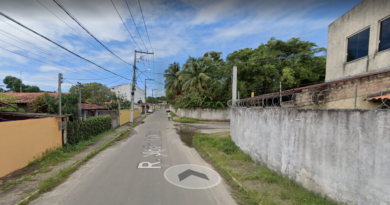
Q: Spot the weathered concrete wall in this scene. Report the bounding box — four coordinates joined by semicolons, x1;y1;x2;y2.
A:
326;0;390;82
230;108;390;205
170;106;230;121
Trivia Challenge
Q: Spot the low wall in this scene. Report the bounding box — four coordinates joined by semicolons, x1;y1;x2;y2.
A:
119;108;140;126
170;106;230;121
0;117;63;178
230;108;390;205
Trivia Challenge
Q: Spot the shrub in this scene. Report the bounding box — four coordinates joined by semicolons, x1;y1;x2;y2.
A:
67;116;112;144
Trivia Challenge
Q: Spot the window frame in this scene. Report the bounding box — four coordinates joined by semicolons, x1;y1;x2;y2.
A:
378;15;390;53
346;26;370;63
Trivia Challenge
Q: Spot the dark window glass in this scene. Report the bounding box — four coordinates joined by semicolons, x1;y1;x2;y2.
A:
347;28;370;62
379;17;390;51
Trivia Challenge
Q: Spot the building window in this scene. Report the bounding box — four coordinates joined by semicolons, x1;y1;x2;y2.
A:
379;17;390;52
347;28;370;62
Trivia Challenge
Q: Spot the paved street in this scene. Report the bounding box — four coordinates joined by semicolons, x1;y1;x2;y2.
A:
31;109;236;205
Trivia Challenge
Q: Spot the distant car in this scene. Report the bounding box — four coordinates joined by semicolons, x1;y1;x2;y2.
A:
166;109;170;112
147;109;154;113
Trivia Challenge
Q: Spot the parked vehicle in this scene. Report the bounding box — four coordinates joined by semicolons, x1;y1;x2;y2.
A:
166;109;170;113
147;109;154;113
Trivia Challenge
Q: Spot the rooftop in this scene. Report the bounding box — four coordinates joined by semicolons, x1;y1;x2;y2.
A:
0;92;60;104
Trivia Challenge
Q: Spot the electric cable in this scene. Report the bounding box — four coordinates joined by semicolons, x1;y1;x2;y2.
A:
137;0;153;52
0;10;131;80
53;0;134;67
123;0;148;51
110;0;142;51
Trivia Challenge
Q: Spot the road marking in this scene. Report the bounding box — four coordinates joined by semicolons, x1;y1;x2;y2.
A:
138;131;167;168
164;164;221;189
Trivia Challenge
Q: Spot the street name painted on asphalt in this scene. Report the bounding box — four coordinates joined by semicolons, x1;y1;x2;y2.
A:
138;131;167;169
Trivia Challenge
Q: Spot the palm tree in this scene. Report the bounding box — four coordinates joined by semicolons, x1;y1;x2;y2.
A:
164;62;181;95
178;57;211;92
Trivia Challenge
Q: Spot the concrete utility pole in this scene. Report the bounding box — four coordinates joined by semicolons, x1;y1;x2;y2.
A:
131;50;153;124
20;70;26;93
77;82;82;119
58;73;63;116
232;66;237;106
279;82;282;107
152;89;158;109
145;79;153;117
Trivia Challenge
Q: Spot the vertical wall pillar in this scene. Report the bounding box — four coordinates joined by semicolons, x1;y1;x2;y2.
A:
232;66;237;106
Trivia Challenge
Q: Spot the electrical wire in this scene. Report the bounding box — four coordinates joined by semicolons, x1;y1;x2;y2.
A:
0;11;131;80
110;0;142;51
124;0;148;51
137;0;153;52
36;0;132;72
53;0;134;67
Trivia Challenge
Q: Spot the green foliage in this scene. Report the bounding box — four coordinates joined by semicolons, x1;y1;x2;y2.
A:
29;92;78;116
69;82;114;106
67;116;112;144
0;94;18;111
173;117;200;123
2;75;40;92
164;37;326;107
172;87;225;109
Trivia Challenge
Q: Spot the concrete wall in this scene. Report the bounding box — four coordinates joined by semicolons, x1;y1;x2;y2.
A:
230;108;390;205
170;106;230;121
0;117;63;178
326;0;390;82
119;108;140;126
110;83;145;103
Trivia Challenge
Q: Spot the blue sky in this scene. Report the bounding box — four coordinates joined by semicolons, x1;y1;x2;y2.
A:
0;0;362;97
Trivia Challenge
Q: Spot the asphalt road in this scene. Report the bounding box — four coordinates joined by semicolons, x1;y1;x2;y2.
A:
31;109;236;205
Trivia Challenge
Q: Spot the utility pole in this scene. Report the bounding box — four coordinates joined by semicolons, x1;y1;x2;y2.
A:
58;73;63;116
145;79;153;117
152;89;158;110
131;50;153;124
20;70;26;93
77;82;82;119
232;66;237;106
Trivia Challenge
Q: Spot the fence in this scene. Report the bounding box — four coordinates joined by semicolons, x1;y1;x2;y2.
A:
0;117;63;178
228;80;390;109
96;110;119;128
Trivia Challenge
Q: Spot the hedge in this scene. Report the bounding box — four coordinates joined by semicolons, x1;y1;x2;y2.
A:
67;115;112;144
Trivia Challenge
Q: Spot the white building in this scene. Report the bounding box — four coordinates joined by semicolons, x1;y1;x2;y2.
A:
111;83;145;103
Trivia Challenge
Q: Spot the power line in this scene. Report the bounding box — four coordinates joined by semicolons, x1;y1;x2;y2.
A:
36;0;132;72
137;0;153;52
0;11;131;80
53;0;134;67
124;0;148;51
110;0;142;51
64;70;132;81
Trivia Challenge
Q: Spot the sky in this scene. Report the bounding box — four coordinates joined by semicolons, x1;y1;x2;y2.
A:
0;0;362;97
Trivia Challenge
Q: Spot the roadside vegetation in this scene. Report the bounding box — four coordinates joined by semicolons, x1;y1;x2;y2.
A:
165;37;326;110
173;117;201;123
193;133;339;205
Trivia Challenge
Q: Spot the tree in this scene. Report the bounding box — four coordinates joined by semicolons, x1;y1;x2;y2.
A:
29;92;78;116
69;82;115;105
2;76;40;92
178;57;211;92
226;37;326;97
0;94;22;112
164;62;182;95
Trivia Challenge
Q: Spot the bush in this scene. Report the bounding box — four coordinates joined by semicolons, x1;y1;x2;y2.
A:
67;116;112;144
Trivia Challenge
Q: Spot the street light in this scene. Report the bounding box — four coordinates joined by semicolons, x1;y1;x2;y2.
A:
130;69;151;124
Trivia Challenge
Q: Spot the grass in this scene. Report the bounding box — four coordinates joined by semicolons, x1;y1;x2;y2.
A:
193;133;340;205
170;112;177;117
173;117;201;123
16;124;138;205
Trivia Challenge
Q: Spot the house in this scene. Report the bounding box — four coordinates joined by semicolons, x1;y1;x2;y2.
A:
0;92;60;112
110;83;145;103
81;103;109;120
239;0;390;109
